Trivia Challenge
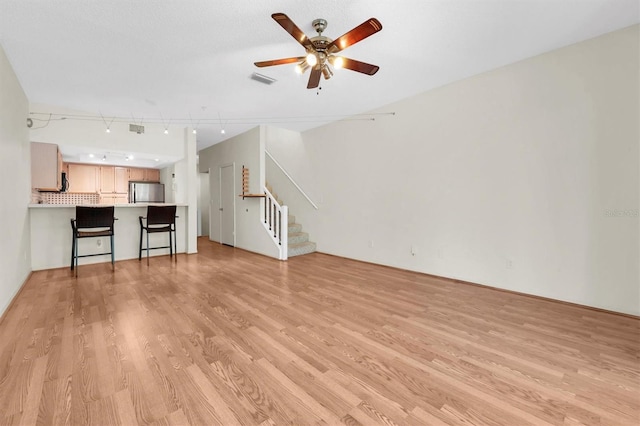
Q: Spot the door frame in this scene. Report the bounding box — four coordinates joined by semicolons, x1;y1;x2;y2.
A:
219;163;236;246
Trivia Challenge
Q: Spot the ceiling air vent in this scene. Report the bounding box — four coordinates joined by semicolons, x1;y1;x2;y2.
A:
129;124;145;134
250;72;277;85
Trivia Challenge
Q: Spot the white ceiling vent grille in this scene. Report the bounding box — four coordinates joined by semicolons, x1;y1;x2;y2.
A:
250;72;277;85
129;124;145;134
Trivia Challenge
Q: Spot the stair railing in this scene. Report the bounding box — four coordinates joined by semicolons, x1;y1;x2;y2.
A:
265;150;319;210
263;186;288;260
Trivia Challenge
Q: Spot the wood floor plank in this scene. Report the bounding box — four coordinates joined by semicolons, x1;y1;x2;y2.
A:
19;355;47;426
113;388;138;426
0;238;637;425
185;363;242;425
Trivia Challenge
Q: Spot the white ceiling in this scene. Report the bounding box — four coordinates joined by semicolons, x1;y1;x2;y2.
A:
1;0;638;154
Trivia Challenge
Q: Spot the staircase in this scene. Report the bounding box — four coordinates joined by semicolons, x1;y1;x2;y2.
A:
266;184;316;258
287;213;316;257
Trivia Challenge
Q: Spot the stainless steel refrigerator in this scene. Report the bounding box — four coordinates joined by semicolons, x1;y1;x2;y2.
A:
129;182;165;203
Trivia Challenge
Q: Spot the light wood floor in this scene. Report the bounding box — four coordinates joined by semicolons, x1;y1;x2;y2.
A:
0;238;638;425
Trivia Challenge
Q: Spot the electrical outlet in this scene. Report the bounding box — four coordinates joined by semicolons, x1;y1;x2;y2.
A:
368;240;374;248
97;239;102;247
411;245;417;256
506;259;513;269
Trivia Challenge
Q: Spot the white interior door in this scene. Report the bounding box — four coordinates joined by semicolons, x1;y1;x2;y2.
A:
220;164;235;246
198;172;210;237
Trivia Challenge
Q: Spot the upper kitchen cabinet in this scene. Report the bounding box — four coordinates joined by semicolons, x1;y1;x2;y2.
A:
100;166;128;194
67;163;100;193
145;168;160;182
31;142;62;191
115;167;129;192
128;167;145;181
129;167;160;182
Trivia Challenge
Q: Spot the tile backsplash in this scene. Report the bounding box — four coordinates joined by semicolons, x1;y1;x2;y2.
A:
36;192;100;205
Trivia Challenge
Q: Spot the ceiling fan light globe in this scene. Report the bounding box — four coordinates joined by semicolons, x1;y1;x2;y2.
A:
306;52;318;66
332;56;344;69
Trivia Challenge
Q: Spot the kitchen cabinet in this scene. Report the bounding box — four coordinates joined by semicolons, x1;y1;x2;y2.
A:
129;167;160;182
129;168;145;181
100;166;115;193
145;168;160;182
100;194;128;205
100;166;129;204
31;142;62;191
67;164;100;193
115;167;129;192
100;166;129;193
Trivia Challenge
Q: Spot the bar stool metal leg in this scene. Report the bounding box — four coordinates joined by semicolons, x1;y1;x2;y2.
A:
110;234;115;269
71;234;76;270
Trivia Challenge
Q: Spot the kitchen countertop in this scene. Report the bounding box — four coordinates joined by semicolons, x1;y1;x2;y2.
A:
29;204;189;270
29;203;188;208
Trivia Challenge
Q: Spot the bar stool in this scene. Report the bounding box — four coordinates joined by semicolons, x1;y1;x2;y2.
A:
139;205;177;262
70;206;116;274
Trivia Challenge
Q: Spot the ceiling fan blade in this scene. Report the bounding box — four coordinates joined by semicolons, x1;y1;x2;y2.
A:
338;57;380;75
327;18;382;54
254;57;304;67
307;67;321;89
271;13;314;50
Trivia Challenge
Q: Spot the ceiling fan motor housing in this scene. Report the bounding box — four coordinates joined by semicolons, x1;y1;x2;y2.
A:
311;35;332;51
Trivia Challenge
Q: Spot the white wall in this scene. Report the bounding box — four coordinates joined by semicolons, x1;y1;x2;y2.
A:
265;126;320;203
272;25;639;315
161;165;175;203
199;126;279;258
182;128;198;254
265;126;321;235
0;44;32;318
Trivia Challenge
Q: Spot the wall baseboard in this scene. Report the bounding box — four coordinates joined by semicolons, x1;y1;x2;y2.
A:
0;271;33;327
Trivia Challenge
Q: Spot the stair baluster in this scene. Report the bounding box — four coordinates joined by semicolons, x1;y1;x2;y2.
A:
263;186;287;259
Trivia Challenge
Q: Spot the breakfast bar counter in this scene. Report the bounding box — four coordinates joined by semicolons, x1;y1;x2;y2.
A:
29;203;188;270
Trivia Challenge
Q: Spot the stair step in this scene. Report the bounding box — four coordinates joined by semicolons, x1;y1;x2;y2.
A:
288;223;302;233
288;232;309;244
288;241;316;257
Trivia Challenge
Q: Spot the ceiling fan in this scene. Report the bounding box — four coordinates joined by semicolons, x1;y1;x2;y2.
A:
255;13;383;89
